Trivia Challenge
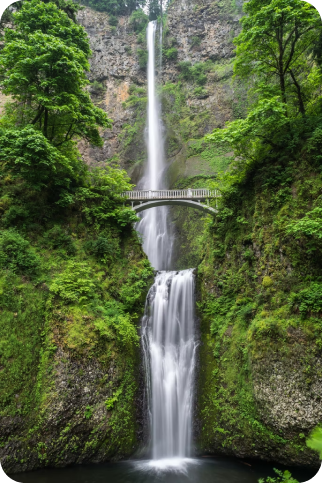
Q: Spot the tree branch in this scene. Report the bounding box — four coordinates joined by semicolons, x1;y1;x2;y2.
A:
31;105;45;125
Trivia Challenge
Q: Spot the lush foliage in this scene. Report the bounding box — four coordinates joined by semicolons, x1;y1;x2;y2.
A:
194;0;322;465
0;1;153;471
0;229;40;276
259;469;299;483
307;426;322;458
286;207;322;240
178;61;209;86
50;261;96;304
0;0;79;28
129;8;148;33
206;0;322;170
0;0;111;147
164;47;178;60
0;127;77;192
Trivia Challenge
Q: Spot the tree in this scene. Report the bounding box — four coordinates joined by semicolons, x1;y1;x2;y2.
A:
235;0;322;116
148;0;161;20
206;0;322;171
0;126;80;191
0;0;80;28
0;0;111;148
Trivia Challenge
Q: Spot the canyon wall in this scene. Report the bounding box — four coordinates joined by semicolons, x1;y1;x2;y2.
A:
77;0;245;184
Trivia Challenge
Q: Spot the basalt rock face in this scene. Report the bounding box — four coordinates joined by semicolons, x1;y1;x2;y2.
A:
165;0;240;67
252;355;322;436
197;308;322;467
77;8;146;180
1;349;122;473
78;0;244;183
1;314;148;475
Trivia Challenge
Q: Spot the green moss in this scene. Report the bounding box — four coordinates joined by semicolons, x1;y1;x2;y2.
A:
0;216;153;470
195;150;322;463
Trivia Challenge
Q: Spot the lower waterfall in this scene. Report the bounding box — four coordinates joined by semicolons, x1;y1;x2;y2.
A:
141;270;196;460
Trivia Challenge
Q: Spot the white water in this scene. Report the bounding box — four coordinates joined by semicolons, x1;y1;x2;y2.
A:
136;21;197;467
142;270;196;460
136;20;173;270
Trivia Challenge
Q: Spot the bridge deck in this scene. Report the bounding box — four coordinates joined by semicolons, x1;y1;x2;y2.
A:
121;189;219;201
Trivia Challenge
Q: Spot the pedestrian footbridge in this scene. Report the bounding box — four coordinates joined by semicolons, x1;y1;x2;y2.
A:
121;189;219;214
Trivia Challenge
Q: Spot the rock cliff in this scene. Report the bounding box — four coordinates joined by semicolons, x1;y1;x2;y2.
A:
77;0;244;183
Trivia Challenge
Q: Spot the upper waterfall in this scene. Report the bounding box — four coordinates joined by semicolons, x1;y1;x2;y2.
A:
135;21;173;270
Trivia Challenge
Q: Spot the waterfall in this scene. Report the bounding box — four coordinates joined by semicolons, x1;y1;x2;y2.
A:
136;20;197;464
141;270;196;460
136;20;173;270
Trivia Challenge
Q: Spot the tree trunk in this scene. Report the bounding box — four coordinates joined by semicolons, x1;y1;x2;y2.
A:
289;69;305;116
44;109;48;138
277;22;288;110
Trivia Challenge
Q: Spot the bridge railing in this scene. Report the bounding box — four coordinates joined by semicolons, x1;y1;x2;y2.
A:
121;189;220;200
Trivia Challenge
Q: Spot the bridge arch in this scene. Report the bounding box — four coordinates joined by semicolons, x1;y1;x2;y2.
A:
131;199;217;215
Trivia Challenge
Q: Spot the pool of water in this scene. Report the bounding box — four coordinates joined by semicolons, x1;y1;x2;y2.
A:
9;457;318;483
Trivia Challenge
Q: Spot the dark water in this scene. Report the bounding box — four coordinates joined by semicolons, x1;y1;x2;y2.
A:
9;457;318;483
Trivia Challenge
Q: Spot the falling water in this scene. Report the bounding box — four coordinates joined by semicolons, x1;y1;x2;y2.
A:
141;270;196;460
136;20;173;270
137;20;197;464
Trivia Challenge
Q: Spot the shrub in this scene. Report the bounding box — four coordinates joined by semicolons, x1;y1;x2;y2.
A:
90;80;105;94
193;86;208;98
178;61;192;78
84;406;93;419
94;301;139;350
108;14;118;26
306;425;322;459
248;317;285;341
191;36;201;47
178;61;208;85
137;32;145;44
86;237;111;257
84;236;121;262
50;261;96;304
129;9;148;34
112;313;139;348
259;468;299;483
0;127;75;191
2;206;30;227
137;48;148;69
289;283;322;315
105;387;122;410
286;207;322;240
0;229;40;276
43;226;76;255
164;47;178;60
